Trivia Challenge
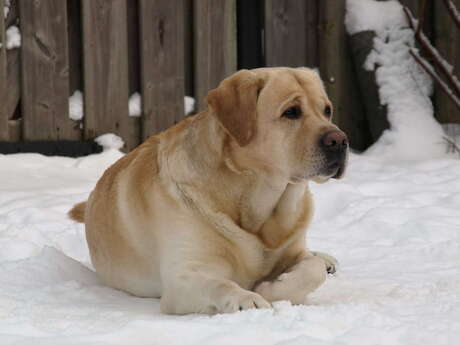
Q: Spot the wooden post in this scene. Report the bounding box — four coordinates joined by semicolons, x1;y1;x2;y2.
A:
318;0;370;151
264;0;318;67
20;0;79;140
434;0;460;124
139;0;185;140
194;0;237;111
0;0;7;140
82;0;138;151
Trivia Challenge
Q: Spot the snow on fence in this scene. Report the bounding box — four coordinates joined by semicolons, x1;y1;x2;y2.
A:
0;0;459;154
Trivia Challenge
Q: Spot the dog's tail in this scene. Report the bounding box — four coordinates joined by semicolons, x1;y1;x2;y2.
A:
68;201;86;223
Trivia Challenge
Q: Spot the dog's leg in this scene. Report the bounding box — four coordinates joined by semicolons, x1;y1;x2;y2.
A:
311;251;339;274
254;253;327;305
160;269;271;315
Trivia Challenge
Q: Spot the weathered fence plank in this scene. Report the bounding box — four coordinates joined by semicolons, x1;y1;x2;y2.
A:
0;0;7;140
139;0;185;140
264;0;318;67
194;0;237;111
20;0;78;140
318;0;370;151
82;0;138;150
434;0;460;124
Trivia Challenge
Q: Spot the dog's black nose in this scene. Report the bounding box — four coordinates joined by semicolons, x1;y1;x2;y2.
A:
320;131;348;153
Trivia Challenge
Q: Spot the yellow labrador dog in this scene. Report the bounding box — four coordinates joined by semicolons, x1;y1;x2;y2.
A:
69;67;348;314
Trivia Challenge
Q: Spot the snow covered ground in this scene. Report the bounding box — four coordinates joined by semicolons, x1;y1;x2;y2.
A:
1;144;460;345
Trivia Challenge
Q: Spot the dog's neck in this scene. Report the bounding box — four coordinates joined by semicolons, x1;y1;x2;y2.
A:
167;111;310;246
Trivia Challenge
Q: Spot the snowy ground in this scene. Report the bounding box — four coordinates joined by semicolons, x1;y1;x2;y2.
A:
1;147;460;345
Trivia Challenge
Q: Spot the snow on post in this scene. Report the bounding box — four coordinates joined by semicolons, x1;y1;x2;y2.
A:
128;94;195;117
69;90;84;121
345;0;448;161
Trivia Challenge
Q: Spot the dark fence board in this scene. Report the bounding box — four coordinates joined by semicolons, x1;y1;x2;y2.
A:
82;0;138;151
67;0;82;94
264;0;318;67
20;0;78;140
139;0;185;140
127;0;140;95
5;49;20;129
434;0;460;124
194;0;237;110
237;0;263;69
184;0;194;96
0;0;7;140
318;0;371;151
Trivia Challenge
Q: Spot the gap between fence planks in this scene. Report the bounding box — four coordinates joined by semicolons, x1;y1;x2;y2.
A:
0;0;7;140
82;0;138;151
20;0;79;141
139;0;185;141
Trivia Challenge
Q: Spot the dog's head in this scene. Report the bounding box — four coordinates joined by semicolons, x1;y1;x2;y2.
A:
207;67;348;183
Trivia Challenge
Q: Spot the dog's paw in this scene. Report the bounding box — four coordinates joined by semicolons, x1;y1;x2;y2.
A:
311;251;338;274
219;291;271;313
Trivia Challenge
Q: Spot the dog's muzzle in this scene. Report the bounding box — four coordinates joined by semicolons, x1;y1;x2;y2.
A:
319;130;348;179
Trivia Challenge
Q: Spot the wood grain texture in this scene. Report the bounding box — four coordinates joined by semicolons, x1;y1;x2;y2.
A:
194;0;237;111
139;0;185;140
318;0;370;151
82;0;138;150
434;0;460;124
0;0;7;140
264;0;318;67
20;0;79;140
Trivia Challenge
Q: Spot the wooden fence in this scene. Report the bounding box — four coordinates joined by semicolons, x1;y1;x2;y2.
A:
1;0;459;153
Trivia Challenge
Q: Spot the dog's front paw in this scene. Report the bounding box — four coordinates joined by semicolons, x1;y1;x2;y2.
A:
219;291;271;313
311;251;338;274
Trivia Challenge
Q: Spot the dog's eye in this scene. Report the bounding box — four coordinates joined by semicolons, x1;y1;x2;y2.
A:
325;105;332;118
281;106;302;119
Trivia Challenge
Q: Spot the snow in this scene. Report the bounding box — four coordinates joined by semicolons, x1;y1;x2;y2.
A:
345;0;448;161
1;146;460;344
5;25;20;50
68;90;84;121
94;133;125;151
128;92;142;117
184;95;195;115
128;94;195;117
345;0;405;36
3;0;10;19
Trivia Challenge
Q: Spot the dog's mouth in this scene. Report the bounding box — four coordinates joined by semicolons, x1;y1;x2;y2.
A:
327;160;346;179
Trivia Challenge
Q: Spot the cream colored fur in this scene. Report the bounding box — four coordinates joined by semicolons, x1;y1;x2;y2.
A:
69;67;346;314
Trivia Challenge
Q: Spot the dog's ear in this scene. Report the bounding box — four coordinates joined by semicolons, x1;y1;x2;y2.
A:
206;70;262;147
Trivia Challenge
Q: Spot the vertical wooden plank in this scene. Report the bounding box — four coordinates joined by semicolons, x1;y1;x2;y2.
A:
82;0;138;150
264;0;318;67
20;0;78;140
194;0;237;111
318;0;370;151
139;0;185;140
0;0;7;140
434;0;460;124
